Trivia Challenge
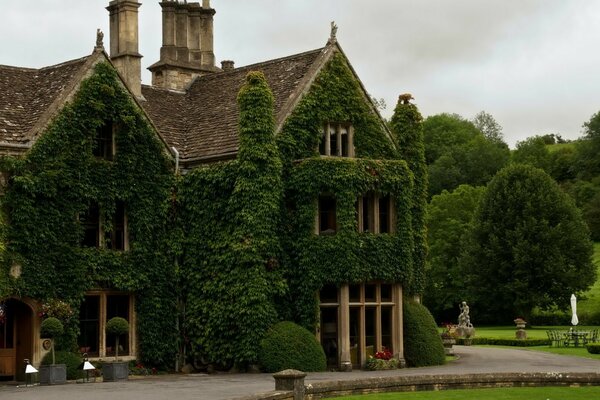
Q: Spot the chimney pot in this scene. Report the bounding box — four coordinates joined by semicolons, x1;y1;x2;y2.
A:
221;60;235;71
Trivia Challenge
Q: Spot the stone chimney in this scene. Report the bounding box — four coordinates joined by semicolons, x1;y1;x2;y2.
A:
221;60;234;72
106;0;143;99
149;0;219;91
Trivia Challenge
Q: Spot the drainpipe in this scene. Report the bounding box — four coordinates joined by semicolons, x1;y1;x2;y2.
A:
172;147;180;174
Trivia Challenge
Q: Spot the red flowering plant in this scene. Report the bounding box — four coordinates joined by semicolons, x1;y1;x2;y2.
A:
130;362;159;375
366;347;398;370
374;347;393;361
441;322;459;339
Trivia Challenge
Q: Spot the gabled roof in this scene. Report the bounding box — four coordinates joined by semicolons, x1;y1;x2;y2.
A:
1;40;392;165
0;56;91;149
142;46;330;165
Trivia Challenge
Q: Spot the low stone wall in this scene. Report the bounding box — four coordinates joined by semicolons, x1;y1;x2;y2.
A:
235;372;600;400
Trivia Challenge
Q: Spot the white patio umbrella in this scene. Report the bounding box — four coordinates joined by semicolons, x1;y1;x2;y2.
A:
571;294;579;326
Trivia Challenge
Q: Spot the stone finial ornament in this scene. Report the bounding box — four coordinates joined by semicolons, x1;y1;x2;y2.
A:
95;29;104;49
328;21;338;44
399;93;414;104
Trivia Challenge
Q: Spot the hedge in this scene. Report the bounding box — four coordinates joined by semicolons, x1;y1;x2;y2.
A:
403;301;445;367
258;321;326;372
456;337;550;347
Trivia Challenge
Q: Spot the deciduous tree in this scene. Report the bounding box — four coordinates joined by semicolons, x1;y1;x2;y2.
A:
462;164;595;323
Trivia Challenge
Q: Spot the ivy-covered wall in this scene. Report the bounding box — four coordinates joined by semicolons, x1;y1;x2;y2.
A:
179;51;419;366
276;53;418;328
0;62;178;366
179;72;286;368
390;96;428;295
284;158;414;328
0;50;425;370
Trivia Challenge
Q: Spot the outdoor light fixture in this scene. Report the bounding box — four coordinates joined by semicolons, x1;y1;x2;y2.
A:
24;359;38;387
78;353;96;383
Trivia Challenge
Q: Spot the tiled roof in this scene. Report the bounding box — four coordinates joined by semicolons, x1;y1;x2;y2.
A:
0;56;90;145
141;47;325;163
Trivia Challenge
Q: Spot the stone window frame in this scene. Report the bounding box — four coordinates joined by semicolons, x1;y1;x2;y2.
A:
319;123;355;158
316;194;337;235
356;193;395;234
318;283;404;370
78;291;136;361
80;202;129;251
93;121;117;161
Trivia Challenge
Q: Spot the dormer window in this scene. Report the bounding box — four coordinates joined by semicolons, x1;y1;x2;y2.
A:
319;123;354;157
93;121;115;161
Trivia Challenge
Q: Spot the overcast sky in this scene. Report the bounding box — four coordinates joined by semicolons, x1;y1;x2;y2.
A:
2;0;600;147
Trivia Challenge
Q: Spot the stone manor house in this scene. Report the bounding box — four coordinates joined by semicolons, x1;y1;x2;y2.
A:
0;0;424;379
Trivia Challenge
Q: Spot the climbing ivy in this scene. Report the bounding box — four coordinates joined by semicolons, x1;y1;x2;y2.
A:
277;53;396;166
284;158;414;328
390;95;428;294
180;72;286;368
179;53;417;366
1;62;177;366
0;50;424;370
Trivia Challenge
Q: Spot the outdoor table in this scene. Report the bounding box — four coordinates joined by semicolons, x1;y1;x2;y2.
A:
563;330;589;347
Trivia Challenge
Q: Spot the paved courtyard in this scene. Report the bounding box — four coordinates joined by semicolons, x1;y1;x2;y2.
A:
2;346;600;400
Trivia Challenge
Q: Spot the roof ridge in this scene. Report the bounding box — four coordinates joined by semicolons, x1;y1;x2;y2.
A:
192;47;326;83
141;84;186;95
0;64;37;72
38;55;91;71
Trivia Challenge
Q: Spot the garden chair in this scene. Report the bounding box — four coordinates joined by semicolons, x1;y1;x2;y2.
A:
589;329;599;343
546;330;562;347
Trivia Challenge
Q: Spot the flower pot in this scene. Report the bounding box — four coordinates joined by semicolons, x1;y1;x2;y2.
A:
39;364;67;385
102;361;129;382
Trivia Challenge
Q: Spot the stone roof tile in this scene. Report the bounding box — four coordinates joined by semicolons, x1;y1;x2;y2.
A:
0;57;90;144
141;47;324;163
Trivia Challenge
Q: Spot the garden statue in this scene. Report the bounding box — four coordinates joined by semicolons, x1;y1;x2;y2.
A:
456;301;475;341
458;301;472;328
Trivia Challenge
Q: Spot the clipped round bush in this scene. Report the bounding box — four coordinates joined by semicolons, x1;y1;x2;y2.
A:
586;343;600;354
40;317;64;338
259;321;326;372
106;317;129;335
403;301;446;367
41;351;84;380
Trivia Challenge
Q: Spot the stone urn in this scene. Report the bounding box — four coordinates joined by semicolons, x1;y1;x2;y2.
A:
441;334;456;356
514;318;527;339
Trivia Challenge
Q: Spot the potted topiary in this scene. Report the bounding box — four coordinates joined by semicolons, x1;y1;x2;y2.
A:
102;317;130;382
39;317;67;385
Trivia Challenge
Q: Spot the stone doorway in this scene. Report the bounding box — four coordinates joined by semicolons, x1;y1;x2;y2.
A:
0;299;35;382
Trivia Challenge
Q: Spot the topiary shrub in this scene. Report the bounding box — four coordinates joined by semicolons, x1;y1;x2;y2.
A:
41;351;84;380
403;301;446;367
41;317;64;365
586;343;600;354
259;321;326;372
106;317;129;361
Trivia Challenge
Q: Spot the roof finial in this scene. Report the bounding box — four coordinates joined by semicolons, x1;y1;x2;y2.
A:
399;93;414;104
95;28;104;51
328;21;338;45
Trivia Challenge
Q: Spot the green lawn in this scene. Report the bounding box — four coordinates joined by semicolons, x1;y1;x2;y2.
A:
335;386;600;400
546;142;576;153
473;326;599;340
578;242;600;319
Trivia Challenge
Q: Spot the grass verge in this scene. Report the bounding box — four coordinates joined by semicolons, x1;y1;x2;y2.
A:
334;386;600;400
